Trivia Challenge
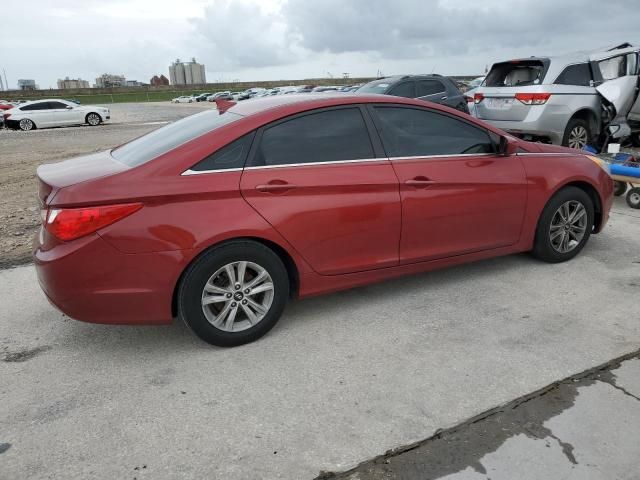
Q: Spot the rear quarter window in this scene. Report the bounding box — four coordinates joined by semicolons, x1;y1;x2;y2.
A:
111;110;242;167
554;63;593;87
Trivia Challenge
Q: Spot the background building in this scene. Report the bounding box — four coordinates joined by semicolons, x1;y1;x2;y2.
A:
169;58;206;85
57;77;90;89
17;79;37;90
150;74;170;86
124;80;145;87
94;73;126;88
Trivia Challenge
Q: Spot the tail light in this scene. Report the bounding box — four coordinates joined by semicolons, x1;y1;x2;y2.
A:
473;93;485;104
515;93;551;105
44;203;142;241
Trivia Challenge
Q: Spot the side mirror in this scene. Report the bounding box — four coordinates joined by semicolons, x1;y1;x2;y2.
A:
499;136;519;156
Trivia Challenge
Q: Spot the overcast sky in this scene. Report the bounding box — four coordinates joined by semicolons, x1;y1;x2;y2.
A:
1;0;638;89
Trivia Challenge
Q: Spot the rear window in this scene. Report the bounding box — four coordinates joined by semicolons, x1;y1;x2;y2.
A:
485;60;548;87
111;110;242;167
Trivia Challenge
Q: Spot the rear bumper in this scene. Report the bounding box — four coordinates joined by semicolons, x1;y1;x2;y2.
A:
34;229;186;325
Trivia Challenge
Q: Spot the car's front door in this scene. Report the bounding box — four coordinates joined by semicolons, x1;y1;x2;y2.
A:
369;105;528;264
240;106;401;275
47;101;81;126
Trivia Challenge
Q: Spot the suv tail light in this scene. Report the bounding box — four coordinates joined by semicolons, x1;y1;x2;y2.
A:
44;203;142;241
473;93;485;104
515;93;551;105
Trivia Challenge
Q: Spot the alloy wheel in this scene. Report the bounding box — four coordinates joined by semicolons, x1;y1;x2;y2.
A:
87;113;100;126
19;119;33;131
549;200;587;253
568;126;588;149
201;261;274;332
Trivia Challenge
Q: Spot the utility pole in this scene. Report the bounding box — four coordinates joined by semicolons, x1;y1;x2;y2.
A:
3;69;8;91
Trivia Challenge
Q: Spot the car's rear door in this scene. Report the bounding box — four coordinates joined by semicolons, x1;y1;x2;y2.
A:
47;101;80;126
368;104;527;264
416;79;450;106
240;106;401;275
21;102;54;127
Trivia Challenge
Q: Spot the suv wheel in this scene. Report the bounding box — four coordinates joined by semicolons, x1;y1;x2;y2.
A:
562;118;591;150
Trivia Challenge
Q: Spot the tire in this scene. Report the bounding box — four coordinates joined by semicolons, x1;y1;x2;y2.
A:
86;113;102;126
532;186;594;263
613;181;628;197
177;240;290;347
631;132;640;148
627;187;640;209
18;118;35;131
562;118;591;150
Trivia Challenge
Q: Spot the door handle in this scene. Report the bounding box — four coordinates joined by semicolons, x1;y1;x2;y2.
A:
441;96;448;100
255;181;297;193
405;177;436;188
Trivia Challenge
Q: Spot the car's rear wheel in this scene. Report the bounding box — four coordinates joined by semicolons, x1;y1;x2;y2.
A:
178;240;289;347
532;186;594;263
562;118;591;150
627;187;640;209
18;118;35;131
86;113;102;126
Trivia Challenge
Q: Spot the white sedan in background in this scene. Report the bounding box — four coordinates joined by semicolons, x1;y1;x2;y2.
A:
3;99;110;131
171;96;194;103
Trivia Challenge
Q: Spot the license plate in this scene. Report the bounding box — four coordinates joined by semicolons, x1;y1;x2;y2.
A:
485;97;514;109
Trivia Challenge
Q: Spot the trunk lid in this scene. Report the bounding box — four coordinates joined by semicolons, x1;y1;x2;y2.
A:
36;150;129;205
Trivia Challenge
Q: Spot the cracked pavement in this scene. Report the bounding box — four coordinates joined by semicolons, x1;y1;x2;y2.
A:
320;353;640;480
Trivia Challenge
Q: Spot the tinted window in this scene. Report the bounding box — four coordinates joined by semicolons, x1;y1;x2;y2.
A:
389;82;415;98
112;110;242;167
554;63;592;86
417;80;446;96
253;108;374;167
374;107;495;157
190;132;255;172
21;102;49;111
356;79;394;94
48;101;69;109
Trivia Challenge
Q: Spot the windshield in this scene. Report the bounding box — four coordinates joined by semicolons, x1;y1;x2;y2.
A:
485;61;548;87
111;110;242;167
357;79;393;94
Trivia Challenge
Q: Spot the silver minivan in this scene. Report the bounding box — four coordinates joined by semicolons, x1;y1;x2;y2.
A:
473;43;640;148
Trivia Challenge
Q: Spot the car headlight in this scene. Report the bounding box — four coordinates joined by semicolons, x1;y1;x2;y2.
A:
586;155;610;175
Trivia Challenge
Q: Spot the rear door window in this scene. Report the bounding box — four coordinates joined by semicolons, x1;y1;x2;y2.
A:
373;106;495;157
485;60;548;87
389;82;416;98
554;63;593;87
416;80;446;97
252;108;374;167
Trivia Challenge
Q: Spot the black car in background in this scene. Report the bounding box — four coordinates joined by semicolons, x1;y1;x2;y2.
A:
357;74;469;113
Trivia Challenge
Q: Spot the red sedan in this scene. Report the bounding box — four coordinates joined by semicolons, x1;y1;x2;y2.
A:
34;94;613;346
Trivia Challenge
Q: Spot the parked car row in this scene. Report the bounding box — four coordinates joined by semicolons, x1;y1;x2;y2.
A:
1;99;110;131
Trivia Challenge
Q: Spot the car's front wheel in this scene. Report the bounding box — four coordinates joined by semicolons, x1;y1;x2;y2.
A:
532;186;594;263
86;113;102;126
178;240;290;347
18;118;35;131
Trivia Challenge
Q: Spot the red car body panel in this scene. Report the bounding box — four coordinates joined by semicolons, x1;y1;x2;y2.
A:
33;94;613;326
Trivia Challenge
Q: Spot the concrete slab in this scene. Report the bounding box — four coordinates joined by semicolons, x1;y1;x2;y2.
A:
1;196;639;479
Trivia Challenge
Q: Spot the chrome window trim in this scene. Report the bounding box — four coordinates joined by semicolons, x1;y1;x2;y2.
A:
390;153;494;161
515;152;579;156
182;167;244;176
244;158;384;170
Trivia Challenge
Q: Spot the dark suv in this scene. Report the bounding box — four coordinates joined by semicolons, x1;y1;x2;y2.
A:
357;75;468;113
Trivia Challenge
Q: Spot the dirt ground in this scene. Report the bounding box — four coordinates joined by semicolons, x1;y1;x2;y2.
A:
0;102;209;269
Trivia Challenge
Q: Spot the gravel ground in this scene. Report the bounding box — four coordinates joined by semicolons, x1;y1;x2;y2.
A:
0;102;210;268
